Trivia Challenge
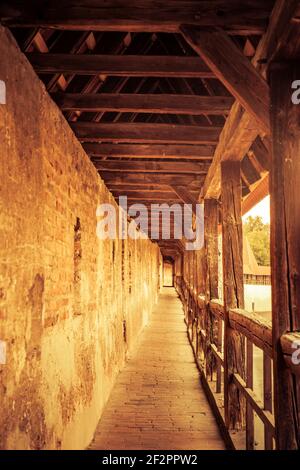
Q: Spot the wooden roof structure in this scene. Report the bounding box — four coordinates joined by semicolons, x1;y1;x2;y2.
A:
1;1;300;451
1;0;298;259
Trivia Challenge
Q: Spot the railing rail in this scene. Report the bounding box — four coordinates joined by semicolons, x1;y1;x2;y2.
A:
229;308;272;358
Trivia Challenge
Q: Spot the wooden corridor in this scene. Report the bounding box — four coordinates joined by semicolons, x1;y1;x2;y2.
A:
89;288;225;450
1;1;300;451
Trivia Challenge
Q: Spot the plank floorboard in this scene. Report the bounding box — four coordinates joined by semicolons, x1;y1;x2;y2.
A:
89;288;225;450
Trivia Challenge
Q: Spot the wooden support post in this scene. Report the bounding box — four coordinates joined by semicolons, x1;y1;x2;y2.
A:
246;339;254;450
263;352;273;450
221;160;246;430
204;199;219;379
269;62;300;450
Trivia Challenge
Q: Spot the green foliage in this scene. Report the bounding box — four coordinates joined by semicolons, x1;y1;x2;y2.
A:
244;216;270;266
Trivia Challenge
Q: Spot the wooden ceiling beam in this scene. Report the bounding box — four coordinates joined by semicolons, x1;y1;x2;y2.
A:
171;185;199;207
120;200;184;208
101;171;204;185
159;248;178;253
170;185;200;216
25;53;214;78
84;143;215;160
112;191;182;200
241;155;261;187
159;241;184;252
135;216;180;221
127;199;182;207
249;137;270;173
0;1;274;34
158;240;182;247
52;93;234;115
180;26;270;134
71;122;222;144
253;0;300;69
127;204;182;210
108;184;178;193
136;218;183;223
199;0;299;199
201;102;262;198
94;160;209;174
100;172;203;187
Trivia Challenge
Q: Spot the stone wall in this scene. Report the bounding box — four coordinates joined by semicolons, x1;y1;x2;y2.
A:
0;27;161;450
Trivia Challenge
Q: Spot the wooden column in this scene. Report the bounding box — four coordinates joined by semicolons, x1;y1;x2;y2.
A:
269;62;300;450
221;160;246;430
204;199;219;298
204;199;219;378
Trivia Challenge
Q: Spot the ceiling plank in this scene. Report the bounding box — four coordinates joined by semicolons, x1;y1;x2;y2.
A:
94;160;209;174
180;26;270;134
71;122;222;144
52;92;234;115
0;1;274;34
84;143;215;160
26;53;214;78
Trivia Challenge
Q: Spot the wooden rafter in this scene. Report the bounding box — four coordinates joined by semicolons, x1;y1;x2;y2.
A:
71;122;222;144
111;190;183;201
108;184;180;193
2;0;294;253
84;143;215;160
100;173;204;187
170;185;199;207
52;93;234;115
0;1;275;34
26;53;213;78
94;160;209;174
200;0;300;199
180;26;270;134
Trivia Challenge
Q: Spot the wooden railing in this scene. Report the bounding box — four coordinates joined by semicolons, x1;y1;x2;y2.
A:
174;275;276;450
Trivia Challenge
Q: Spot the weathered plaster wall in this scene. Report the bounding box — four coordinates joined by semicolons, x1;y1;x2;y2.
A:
0;26;161;450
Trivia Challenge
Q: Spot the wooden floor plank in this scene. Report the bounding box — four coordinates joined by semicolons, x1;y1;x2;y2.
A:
88;288;225;450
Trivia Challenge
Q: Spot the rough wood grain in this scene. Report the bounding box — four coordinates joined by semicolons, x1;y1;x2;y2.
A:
94;160;210;174
221;161;246;431
204;199;219;378
229;308;272;358
26;53;214;78
269;62;300;450
171;185;199;209
180;26;270;134
71;122;222;144
201;0;299;199
52;92;234;115
100;172;204;187
0;1;274;34
84;143;215;160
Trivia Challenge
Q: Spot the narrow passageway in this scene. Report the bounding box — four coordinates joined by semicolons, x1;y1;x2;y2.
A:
89;288;225;450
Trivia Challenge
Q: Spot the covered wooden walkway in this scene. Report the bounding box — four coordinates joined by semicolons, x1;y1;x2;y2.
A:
89;289;225;450
1;0;300;451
